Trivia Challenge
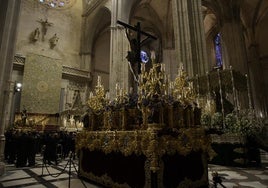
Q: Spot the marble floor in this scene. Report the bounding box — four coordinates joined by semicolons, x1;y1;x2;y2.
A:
0;151;267;188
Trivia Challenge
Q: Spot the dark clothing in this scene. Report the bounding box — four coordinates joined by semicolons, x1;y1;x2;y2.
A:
16;133;28;167
43;134;58;165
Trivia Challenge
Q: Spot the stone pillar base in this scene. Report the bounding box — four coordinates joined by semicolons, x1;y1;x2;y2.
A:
0;162;5;176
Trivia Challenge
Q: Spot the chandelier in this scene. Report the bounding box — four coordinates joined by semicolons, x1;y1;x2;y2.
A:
38;0;75;9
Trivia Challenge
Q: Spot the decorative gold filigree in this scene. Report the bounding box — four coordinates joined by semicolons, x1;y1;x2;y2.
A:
76;128;212;157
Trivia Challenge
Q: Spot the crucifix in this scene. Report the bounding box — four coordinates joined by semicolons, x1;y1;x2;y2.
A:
117;20;157;77
37;18;53;41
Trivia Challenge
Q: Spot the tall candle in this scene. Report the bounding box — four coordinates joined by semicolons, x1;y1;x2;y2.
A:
178;63;183;76
230;66;237;116
245;74;253;111
161;63;165;72
89;92;93;98
141;63;145;72
129;87;133;94
150;50;156;60
189;82;193;90
105;92;110;100
116;83;120;97
115;83;119;91
97;76;101;86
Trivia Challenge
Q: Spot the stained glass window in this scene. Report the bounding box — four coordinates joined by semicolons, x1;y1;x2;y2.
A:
38;0;73;9
214;33;223;67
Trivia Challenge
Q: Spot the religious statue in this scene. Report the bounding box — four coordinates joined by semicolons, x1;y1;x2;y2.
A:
30;27;40;43
34;27;40;40
117;20;157;92
21;106;28;126
49;33;59;49
37;18;53;41
126;38;139;65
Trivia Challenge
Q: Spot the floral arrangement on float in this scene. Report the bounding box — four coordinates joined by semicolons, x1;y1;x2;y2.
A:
201;110;264;137
195;66;265;137
224;110;263;137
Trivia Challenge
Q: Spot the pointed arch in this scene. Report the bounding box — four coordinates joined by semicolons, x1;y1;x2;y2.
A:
80;5;111;90
83;7;111;54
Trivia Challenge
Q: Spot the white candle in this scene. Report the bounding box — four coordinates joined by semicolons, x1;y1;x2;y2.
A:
89;91;93;98
141;63;145;72
105;92;110;100
180;63;184;70
161;64;165;72
115;83;120;96
129;87;133;94
63;118;67;127
178;68;181;76
189;82;193;90
150;50;156;60
116;83;119;91
178;63;184;76
97;76;101;86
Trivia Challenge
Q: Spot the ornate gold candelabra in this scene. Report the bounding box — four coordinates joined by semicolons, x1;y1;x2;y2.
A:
88;76;106;113
138;62;195;104
172;63;195;105
138;61;167;99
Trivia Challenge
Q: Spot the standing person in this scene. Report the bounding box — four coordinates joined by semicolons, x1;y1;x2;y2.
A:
4;130;12;162
27;132;37;167
61;131;69;159
45;133;58;165
7;130;16;164
16;131;28;167
42;132;50;164
66;132;76;159
70;132;76;159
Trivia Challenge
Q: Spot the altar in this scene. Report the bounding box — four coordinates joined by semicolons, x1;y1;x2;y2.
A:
76;63;212;188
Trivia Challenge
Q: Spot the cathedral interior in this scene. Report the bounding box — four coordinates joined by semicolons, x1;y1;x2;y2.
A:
0;0;267;187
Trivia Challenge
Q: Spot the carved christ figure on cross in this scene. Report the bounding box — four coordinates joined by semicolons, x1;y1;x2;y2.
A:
37;18;53;41
117;20;157;76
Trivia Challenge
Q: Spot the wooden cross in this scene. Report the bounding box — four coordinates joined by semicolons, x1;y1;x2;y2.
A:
117;20;157;72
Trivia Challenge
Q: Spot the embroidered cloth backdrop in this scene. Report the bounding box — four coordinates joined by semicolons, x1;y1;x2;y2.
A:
21;53;62;114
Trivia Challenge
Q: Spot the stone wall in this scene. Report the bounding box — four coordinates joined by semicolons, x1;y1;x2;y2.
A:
13;0;88;114
15;0;82;68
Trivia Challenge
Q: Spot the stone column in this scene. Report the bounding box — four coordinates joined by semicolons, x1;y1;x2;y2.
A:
81;52;92;71
172;0;208;77
216;1;248;110
220;22;248;110
80;16;92;72
218;0;247;74
221;22;247;73
109;0;130;98
0;0;21;175
247;43;267;116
